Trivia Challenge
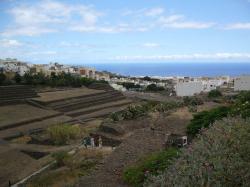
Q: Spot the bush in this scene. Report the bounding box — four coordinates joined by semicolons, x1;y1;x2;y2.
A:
208;89;222;98
148;118;250;187
52;151;70;167
187;106;231;136
0;72;6;85
47;124;81;145
109;101;182;122
117;82;141;90
146;84;165;92
123;148;179;187
183;96;204;106
231;91;250;118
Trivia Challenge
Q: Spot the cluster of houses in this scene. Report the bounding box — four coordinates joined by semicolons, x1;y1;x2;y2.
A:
175;75;250;96
109;74;250;96
0;58;110;81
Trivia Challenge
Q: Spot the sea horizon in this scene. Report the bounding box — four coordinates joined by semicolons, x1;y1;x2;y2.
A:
82;62;250;77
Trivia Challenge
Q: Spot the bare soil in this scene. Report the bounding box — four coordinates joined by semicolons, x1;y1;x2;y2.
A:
0;104;59;127
34;87;104;102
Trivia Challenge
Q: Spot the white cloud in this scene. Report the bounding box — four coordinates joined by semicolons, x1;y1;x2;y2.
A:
158;15;215;29
145;8;164;17
2;0;102;36
112;53;250;61
70;23;148;33
158;15;184;23
225;22;250;29
122;7;164;17
0;39;23;47
2;26;57;37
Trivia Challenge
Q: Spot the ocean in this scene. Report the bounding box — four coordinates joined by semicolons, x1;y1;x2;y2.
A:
84;62;250;77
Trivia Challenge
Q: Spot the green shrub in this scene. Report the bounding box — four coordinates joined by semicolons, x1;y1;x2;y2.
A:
146;84;165;92
187;106;231;136
47;124;81;145
183;96;204;106
109;101;182;122
123;148;179;187
52;151;70;167
231;91;250;118
148;118;250;187
208;89;222;98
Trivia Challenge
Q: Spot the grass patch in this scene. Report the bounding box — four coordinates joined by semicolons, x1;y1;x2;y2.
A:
27;149;105;187
47;124;81;145
123;148;179;187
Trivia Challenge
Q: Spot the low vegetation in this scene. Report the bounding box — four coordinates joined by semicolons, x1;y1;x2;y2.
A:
47;124;81;145
27;149;104;187
187;106;230;136
110;101;183;122
183;96;204;106
117;82;142;90
147;118;250;187
208;89;222;98
123;148;179;187
187;91;250;136
146;84;165;92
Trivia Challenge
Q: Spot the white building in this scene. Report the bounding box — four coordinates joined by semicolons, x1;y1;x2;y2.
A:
176;81;203;96
202;80;223;92
0;58;30;76
234;75;250;91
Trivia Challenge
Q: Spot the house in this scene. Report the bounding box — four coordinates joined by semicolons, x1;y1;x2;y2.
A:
78;67;96;79
95;72;110;81
176;80;203;96
234;75;250;91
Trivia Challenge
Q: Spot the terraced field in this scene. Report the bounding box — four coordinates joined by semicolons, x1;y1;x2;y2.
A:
0;85;134;186
0;86;132;139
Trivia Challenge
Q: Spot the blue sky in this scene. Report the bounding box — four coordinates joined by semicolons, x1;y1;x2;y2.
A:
0;0;250;64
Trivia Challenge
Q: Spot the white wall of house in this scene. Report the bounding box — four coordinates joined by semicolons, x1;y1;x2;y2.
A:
234;75;250;91
202;80;223;92
176;81;203;96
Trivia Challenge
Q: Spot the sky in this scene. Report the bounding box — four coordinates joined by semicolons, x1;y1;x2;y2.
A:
0;0;250;64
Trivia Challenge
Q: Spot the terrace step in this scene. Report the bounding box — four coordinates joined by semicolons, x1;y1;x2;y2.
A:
0;85;39;103
0;115;72;140
34;90;110;105
46;90;118;107
0;112;62;131
54;94;125;112
66;99;132;117
76;104;129;121
88;83;114;90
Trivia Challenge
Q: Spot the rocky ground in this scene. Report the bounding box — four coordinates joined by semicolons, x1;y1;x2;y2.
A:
78;107;193;187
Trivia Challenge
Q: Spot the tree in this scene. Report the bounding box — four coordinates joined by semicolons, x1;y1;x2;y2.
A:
14;72;22;84
143;76;151;81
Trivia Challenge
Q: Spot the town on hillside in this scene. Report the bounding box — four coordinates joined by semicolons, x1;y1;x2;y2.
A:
1;58;250;96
